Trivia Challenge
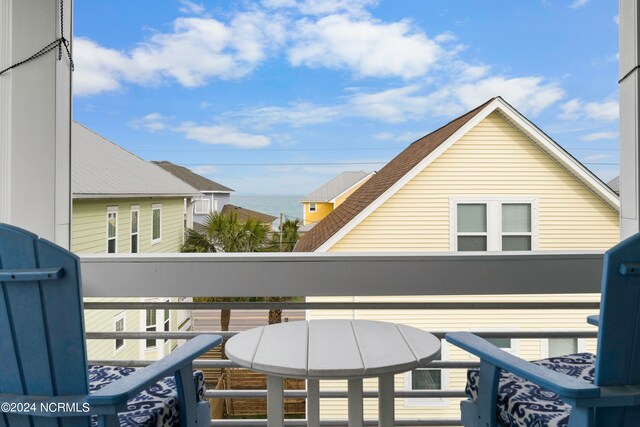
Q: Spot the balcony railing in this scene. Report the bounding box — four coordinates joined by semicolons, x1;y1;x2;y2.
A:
80;251;604;426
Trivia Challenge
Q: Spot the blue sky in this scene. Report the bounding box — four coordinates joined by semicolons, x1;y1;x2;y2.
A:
73;0;620;195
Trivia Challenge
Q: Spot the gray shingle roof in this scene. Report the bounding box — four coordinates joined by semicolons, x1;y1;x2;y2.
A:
72;123;200;199
153;161;234;193
301;171;371;202
221;204;277;224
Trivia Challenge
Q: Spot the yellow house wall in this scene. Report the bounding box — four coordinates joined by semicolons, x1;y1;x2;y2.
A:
310;112;618;421
303;202;334;225
73;197;186;361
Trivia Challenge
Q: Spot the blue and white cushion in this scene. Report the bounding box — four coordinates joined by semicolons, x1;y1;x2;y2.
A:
89;365;207;427
466;353;596;427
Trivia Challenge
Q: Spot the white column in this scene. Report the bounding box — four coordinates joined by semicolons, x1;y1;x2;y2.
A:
620;0;640;238
378;374;395;427
347;379;364;427
0;0;72;247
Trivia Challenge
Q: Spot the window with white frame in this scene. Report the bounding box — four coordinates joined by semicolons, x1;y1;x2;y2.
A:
107;207;118;253
452;198;536;251
546;338;582;358
309;203;317;212
146;309;156;349
114;313;125;352
152;204;162;243
164;307;170;344
130;206;139;253
194;198;210;214
405;340;447;406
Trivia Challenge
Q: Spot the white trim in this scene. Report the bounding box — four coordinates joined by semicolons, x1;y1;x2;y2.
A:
316;98;619;252
0;0;11;225
328;172;376;204
151;203;162;244
450;197;539;252
130;205;140;254
403;339;448;407
114;312;126;353
106;206;118;254
541;338;586;358
308;203;317;213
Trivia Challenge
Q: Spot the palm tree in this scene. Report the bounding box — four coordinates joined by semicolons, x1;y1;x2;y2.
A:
183;211;271;332
266;218;301;324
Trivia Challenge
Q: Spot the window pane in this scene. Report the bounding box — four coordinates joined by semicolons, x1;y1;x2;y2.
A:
107;239;116;254
131;234;138;253
549;338;578;357
152;209;161;240
146;309;156;327
457;204;486;232
131;211;138;232
502;236;531;251
502;204;531;232
458;236;487;251
108;213;117;238
164;309;170;332
412;369;441;390
487;338;511;348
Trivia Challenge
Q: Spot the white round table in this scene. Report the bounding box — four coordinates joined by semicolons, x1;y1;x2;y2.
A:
225;319;441;427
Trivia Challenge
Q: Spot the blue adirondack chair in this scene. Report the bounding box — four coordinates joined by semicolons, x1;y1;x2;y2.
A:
0;223;222;427
447;232;640;427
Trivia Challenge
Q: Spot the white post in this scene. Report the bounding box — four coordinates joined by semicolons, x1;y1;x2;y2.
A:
0;0;72;248
620;0;640;238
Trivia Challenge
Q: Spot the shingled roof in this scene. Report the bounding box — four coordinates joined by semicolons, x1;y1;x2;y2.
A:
221;204;277;224
294;98;496;252
153;161;234;193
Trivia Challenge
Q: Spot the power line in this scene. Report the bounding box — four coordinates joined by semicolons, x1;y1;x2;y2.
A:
132;146;619;153
181;161;387;166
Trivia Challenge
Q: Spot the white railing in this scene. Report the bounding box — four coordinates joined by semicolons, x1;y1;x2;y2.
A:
80;251;604;426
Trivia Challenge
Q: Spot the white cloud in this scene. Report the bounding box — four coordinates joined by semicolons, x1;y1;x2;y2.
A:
584;100;619;121
261;0;378;16
559;98;618;122
580;131;618;141
178;0;206;15
73;37;133;96
130;113;170;132
74;13;285;95
569;0;589;9
288;14;443;79
178;123;271;148
584;153;611;162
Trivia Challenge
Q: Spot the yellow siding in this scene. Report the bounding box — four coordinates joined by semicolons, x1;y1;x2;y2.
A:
303;202;334;225
331;112;618;252
74;197;187;361
311;112;617;421
333;174;373;207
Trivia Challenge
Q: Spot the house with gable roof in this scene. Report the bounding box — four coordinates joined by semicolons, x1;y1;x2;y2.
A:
295;97;620;420
153;160;234;227
72;122;201;363
300;171;375;229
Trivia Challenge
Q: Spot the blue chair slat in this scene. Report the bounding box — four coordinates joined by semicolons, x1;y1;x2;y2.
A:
0;224;221;427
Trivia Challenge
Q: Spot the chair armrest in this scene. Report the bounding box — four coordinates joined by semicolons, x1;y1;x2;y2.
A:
88;334;222;406
587;315;599;327
446;332;600;399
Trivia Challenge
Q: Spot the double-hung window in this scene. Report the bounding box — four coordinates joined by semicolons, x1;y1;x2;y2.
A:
194;198;210;215
152;204;162;244
130;205;139;253
107;207;118;253
452;198;537;251
309;203;317;212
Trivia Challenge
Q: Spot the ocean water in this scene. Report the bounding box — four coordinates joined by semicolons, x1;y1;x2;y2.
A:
230;195;303;225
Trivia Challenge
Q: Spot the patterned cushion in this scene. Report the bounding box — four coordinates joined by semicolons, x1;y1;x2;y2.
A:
89;365;207;427
466;353;596;427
